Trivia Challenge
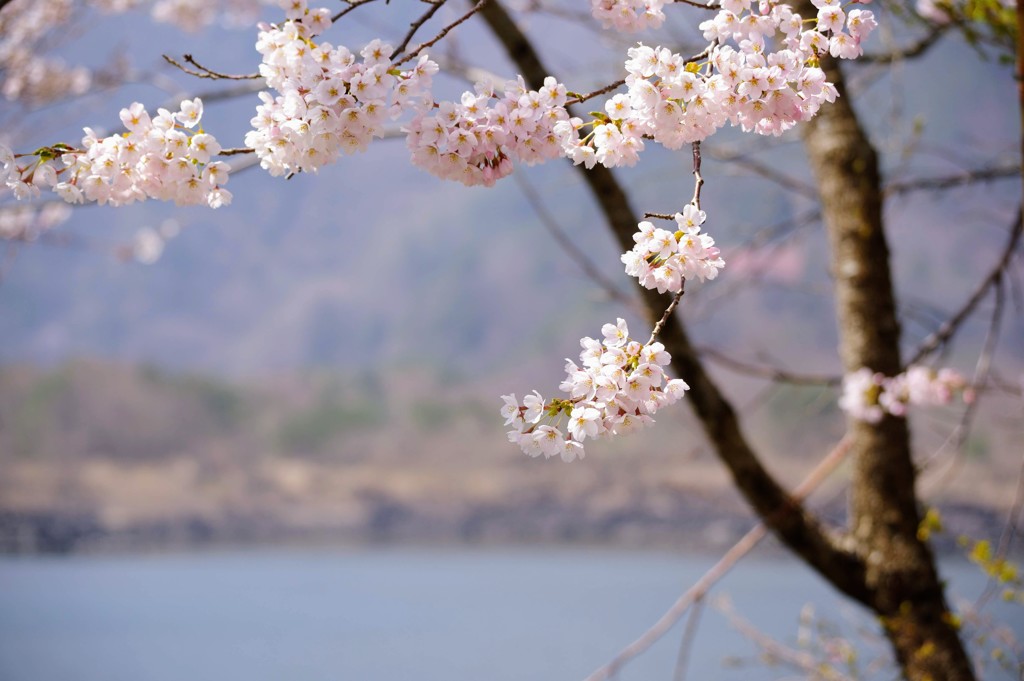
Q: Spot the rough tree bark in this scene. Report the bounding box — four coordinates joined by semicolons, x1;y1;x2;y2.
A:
801;41;977;679
479;2;979;678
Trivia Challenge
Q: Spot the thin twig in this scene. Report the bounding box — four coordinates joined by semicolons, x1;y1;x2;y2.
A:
566;79;627;106
979;452;1024;611
884;165;1021;196
217;147;255;156
858;25;948;64
331;0;383;23
706;150;818;199
162;54;260;81
645;141;705;345
394;0;489;66
512;172;635;310
715;599;857;681
690;141;704;206
393;0;448;58
671;596;705;681
696;345;841;385
921;276;1006;498
672;0;718;9
583;436;853;681
905;207;1022;367
648;287;685;344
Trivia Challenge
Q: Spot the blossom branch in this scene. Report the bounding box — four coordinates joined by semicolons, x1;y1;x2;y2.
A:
217;147;255;156
565;43;714;106
479;0;865;604
690;141;703;206
566;79;627;106
648;287;685;344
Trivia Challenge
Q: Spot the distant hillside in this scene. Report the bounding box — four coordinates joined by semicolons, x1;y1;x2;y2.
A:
0;360;1017;554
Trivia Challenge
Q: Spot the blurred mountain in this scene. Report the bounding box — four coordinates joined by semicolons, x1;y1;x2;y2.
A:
0;6;1021;552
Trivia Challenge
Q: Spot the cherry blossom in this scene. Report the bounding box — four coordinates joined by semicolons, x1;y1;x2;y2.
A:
405;76;569;187
621;205;725;293
557;1;877;169
245;12;438;177
590;0;668;33
502;318;689;462
4;99;231;209
840;365;972;423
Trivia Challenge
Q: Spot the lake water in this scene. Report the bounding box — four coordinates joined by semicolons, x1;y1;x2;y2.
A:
0;547;1019;681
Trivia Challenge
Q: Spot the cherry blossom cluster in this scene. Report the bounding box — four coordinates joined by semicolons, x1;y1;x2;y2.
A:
0;1;91;104
556;0;877;168
405;76;569;187
0;1;274;104
590;0;668;33
0;202;72;242
131;219;182;264
91;0;274;31
839;366;973;424
245;9;438;177
2;99;231;208
621;205;725;293
501;318;690;462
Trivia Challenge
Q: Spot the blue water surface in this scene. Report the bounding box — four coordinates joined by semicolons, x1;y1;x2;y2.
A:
0;547;1018;681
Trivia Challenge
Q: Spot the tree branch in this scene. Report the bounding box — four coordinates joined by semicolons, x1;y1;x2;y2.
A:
478;0;868;603
857;25;948;64
584;436;853;681
801;20;977;674
395;0;489;66
393;0;448;58
905;207;1022;366
884;164;1021;196
162;54;259;81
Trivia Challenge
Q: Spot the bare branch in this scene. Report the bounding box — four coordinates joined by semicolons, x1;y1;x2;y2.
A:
584;436;853;681
858;25;948;64
217;147;255;156
672;0;719;9
393;0;448;58
697;346;841;385
671;597;704;681
884;165;1021;196
566;79;626;106
715;599;857;681
705;146;818;199
906;207;1022;367
331;0;384;23
162;54;260;81
511;172;635;309
394;0;489;66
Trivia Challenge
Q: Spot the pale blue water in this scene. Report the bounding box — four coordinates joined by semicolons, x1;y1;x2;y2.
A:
0;548;1018;681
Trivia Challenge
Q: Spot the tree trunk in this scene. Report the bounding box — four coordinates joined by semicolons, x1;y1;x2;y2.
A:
801;50;977;680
